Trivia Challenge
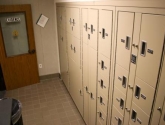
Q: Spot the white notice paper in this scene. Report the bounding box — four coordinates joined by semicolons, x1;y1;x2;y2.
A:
37;14;49;27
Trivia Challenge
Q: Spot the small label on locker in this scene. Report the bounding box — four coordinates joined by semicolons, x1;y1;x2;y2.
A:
141;94;146;100
147;49;153;54
121;39;125;43
131;54;136;64
118;76;122;81
137;118;142;124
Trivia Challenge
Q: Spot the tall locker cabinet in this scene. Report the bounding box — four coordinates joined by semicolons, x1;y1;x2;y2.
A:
111;7;165;125
57;7;69;90
82;7;98;125
66;7;83;116
97;7;115;125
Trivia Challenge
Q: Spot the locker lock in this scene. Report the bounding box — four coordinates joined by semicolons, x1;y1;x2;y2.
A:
128;84;133;89
125;107;130;112
97;111;105;121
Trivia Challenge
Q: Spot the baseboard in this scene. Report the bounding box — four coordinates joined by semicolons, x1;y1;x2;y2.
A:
39;73;60;80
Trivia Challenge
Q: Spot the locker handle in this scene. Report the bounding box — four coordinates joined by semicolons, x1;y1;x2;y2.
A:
73;19;75;26
128;84;133;89
118;118;122;125
100;96;105;105
84;23;87;31
69;18;72;24
125;36;130;50
73;47;76;53
98;112;104;120
131;109;137;122
91;25;93;34
79;90;83;96
135;85;141;99
122;76;127;88
120;98;124;110
88;34;90;40
101;60;104;69
140;41;147;57
116;98;120;102
90;93;95;99
102;28;105;39
99;79;106;88
125;108;130;112
70;44;73;50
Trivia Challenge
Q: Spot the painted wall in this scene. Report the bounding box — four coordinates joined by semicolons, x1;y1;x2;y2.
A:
0;0;59;76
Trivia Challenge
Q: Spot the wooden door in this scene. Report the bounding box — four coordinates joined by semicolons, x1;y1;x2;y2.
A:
0;5;39;90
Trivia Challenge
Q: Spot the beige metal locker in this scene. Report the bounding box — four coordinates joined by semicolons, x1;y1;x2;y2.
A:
129;102;149;125
69;57;83;115
112;106;124;125
82;8;88;45
116;12;135;71
88;9;99;50
89;47;97;125
99;10;113;58
114;64;129;95
136;14;165;88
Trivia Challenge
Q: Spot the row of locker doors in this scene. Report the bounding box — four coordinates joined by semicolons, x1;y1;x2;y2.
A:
57;5;165;125
112;10;165;125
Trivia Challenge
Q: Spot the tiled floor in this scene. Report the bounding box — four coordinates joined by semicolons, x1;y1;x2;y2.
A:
5;77;86;125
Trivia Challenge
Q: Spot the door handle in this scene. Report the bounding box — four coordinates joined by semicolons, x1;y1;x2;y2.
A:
135;85;141;99
140;41;147;57
98;79;106;88
98;112;104;121
90;92;95;100
125;36;130;50
122;76;127;88
131;109;137;122
28;49;36;54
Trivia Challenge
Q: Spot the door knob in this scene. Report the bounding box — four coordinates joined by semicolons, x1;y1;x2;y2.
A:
28;49;36;54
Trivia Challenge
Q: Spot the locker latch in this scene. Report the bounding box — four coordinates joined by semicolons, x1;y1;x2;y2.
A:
135;85;141;99
99;79;106;88
137;118;142;124
122;76;127;88
120;98;124;109
98;112;104;121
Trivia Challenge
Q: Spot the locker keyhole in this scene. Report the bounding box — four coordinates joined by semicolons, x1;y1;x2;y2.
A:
118;118;122;125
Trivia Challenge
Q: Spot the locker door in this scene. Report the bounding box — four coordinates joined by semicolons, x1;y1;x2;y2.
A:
112;106;124;125
114;64;129;95
132;77;155;115
83;43;89;124
129;103;149;125
61;7;66;30
89;47;97;125
72;8;80;39
88;9;98;50
113;87;126;116
82;8;88;45
159;99;165;125
136;14;165;88
116;12;135;71
97;107;107;125
66;8;72;33
69;58;83;116
99;10;113;58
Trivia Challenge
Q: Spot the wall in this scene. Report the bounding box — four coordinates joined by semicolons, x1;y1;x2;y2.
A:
0;0;59;76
